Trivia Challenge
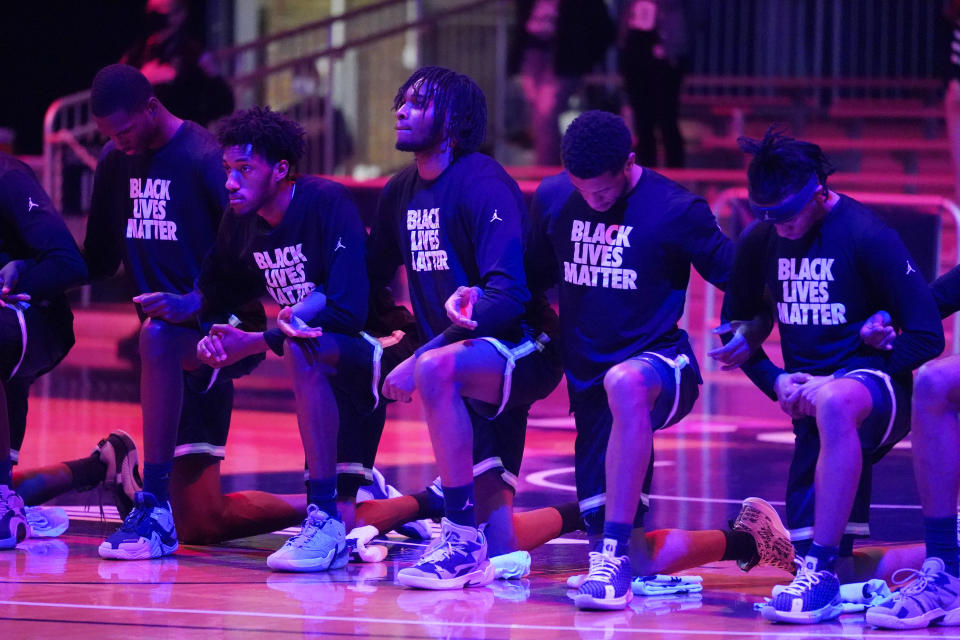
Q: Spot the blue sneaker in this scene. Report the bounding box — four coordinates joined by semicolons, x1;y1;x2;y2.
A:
25;506;69;538
356;467;433;542
866;557;960;630
267;505;348;572
0;486;28;550
574;539;634;610
760;558;842;623
396;518;493;589
99;491;178;560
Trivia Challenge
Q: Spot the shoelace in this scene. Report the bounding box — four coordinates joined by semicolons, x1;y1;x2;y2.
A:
118;503;151;532
781;566;822;596
890;567;934;597
584;552;624;583
289;516;324;547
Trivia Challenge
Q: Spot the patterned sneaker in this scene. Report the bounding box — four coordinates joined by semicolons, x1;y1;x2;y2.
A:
267;505;348;572
733;496;796;574
866;557;960;630
98;491;178;560
574;539;634;610
355;467;433;542
0;486;28;550
396;518;494;590
760;559;842;623
24;506;69;538
490;550;531;579
96;431;142;519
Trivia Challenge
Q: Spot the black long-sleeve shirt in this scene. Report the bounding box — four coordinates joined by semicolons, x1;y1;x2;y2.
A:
368;153;533;353
198;176;368;334
0;152;87;300
728;195;944;398
526;169;732;392
83;121;226;296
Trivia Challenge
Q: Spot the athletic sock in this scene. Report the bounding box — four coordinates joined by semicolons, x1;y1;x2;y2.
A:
721;528;758;562
306;477;339;520
412;489;444;520
805;542;839;573
925;515;960;577
64;454;108;490
142;461;172;504
0;459;11;487
557;501;585;535
442;482;476;528
601;521;632;556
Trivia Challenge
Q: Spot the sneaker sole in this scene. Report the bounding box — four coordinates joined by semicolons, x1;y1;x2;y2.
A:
867;606;960;630
574;590;634;611
266;545;347;572
98;538;178;560
397;561;495;590
760;602;843;624
737;497;795;574
0;520;28;549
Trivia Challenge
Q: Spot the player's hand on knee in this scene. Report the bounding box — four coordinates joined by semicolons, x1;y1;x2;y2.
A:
382;355;416;403
0;260;30;306
444;286;480;330
133;290;201;323
794;375;833;416
278;306;324;339
859;310;895;351
775;372;812;419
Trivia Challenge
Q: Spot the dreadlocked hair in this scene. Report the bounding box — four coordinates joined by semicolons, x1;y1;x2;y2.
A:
393;66;487;155
738;125;834;204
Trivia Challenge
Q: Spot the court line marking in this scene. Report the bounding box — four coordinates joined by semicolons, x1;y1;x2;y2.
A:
524;466;923;510
3;600;958;638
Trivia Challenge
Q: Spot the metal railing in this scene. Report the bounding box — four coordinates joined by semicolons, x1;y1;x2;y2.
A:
41;0;508;212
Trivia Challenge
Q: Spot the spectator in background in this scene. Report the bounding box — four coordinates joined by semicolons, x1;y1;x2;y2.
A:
122;0;234;127
510;0;614;166
617;0;689;167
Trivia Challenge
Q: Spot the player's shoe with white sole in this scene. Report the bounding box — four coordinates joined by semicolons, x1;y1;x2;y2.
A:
0;486;28;549
356;467;432;541
99;491;178;560
866;557;960;630
397;518;493;590
490;550;531;579
267;505;348;572
760;559;842;624
574;539;634;610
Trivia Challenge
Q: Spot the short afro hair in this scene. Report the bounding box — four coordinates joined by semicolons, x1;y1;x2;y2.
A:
217;106;306;168
90;64;154;117
393;66;487;155
561;110;633;179
738;125;834;204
